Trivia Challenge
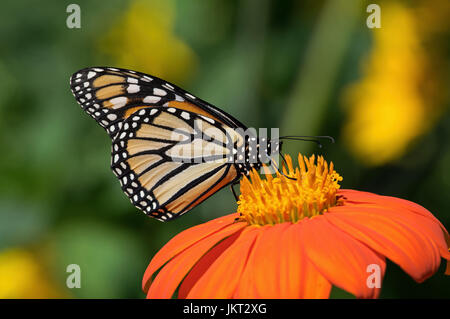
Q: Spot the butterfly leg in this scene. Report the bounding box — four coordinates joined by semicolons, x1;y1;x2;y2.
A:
230;182;243;223
230;182;240;202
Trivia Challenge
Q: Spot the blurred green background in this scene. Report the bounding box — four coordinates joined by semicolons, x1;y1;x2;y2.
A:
0;0;449;298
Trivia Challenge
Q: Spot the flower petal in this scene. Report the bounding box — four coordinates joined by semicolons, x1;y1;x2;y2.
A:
234;222;332;298
233;223;290;298
145;222;245;298
340;189;448;231
299;216;386;298
340;189;450;260
283;223;332;298
178;229;243;298
185;227;261;298
143;213;238;292
326;205;444;282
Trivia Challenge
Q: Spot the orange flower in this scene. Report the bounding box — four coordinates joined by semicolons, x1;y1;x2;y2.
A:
142;154;450;298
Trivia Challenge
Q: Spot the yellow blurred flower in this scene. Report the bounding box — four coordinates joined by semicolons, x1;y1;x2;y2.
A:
0;248;66;298
342;1;448;166
99;0;197;84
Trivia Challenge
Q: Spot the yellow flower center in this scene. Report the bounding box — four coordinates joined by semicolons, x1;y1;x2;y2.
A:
237;154;343;226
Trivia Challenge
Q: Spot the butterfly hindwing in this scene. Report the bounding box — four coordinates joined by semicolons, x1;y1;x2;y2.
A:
110;106;241;221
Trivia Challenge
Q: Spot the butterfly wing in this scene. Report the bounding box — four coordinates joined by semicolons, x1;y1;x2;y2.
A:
111;106;243;221
70;66;251;221
70;66;246;139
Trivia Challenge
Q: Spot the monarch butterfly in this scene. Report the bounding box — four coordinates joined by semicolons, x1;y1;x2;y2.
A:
70;67;327;221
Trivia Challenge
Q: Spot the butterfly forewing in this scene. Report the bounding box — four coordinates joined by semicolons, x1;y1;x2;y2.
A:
70;67;246;138
70;67;187;138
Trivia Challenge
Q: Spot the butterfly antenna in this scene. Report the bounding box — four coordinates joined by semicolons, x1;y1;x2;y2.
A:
269;156;297;181
277;135;335;148
267;135;335;178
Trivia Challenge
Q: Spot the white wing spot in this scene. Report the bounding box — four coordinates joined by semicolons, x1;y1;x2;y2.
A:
153;88;167;96
127;84;140;93
87;71;96;79
181;112;190;120
143;96;161;104
200;115;214;124
109;97;128;109
107;114;117;121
